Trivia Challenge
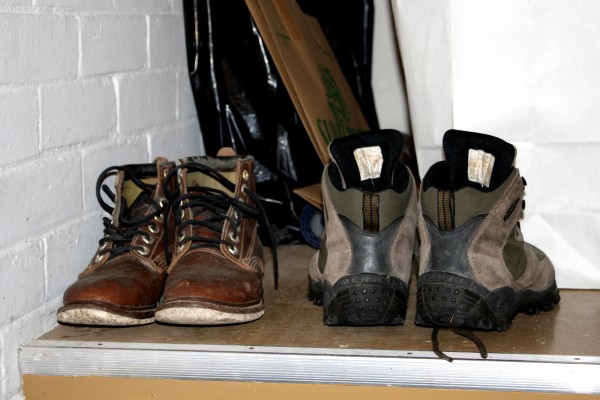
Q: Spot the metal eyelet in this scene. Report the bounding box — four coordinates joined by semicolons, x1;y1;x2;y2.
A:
178;232;186;243
94;252;107;263
240;184;248;195
227;245;238;256
242;169;249;181
177;243;185;252
163;169;169;178
142;234;155;245
229;231;239;243
149;223;159;234
136;246;150;256
155;198;168;222
99;242;109;251
179;209;186;220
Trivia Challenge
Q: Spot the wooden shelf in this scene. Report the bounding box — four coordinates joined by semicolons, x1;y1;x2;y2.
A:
20;245;600;399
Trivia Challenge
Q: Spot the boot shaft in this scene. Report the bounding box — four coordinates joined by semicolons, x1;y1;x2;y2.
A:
309;130;418;326
85;158;176;275
167;151;264;273
318;130;418;284
415;130;559;332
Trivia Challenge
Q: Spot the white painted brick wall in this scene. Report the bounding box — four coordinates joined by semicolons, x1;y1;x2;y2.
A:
116;71;177;132
177;70;198;120
149;15;186;68
114;0;172;13
40;78;117;148
80;15;147;76
0;1;203;398
35;0;113;9
0;14;78;84
44;213;101;301
0;89;38;164
81;136;149;211
0;154;83;248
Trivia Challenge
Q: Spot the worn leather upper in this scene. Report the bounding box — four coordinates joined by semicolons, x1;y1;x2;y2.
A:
62;159;175;313
160;155;265;307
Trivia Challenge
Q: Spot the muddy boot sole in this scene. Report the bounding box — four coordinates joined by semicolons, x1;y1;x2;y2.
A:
309;273;408;326
415;271;560;331
57;302;156;326
155;299;265;326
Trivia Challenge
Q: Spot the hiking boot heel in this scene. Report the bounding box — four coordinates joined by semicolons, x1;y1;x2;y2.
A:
323;273;408;326
416;272;498;330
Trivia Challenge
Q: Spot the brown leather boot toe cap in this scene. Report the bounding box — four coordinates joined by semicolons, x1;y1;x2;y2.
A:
63;257;166;309
161;250;263;306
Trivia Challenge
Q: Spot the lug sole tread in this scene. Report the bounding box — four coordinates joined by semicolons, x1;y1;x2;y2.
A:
415;271;560;332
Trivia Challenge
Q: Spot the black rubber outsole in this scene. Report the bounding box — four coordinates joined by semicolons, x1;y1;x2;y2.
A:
308;273;409;326
415;271;560;332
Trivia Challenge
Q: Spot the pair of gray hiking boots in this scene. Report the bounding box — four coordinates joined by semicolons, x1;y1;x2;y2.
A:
308;129;560;331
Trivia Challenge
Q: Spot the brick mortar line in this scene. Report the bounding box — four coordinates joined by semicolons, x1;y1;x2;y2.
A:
0;8;182;16
0;210;100;258
0;130;158;171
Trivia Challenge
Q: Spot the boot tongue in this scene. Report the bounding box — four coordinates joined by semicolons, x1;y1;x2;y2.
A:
122;189;153;220
183;153;240;195
119;164;158;221
181;155;241;247
328;130;404;191
442;129;516;190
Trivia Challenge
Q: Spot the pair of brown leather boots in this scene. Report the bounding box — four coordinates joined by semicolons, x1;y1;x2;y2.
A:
309;129;560;332
58;148;271;326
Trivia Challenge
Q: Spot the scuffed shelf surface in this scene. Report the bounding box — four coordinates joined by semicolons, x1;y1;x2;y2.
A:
38;244;598;356
20;245;600;394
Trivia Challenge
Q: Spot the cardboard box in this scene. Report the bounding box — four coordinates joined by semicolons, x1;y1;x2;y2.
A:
244;0;371;209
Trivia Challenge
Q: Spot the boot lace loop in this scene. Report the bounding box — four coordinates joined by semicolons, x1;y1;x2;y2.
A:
431;327;488;362
95;166;167;259
163;162;279;288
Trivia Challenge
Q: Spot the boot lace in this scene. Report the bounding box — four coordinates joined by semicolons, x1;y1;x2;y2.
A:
431;327;488;362
163;162;279;288
95;166;167;260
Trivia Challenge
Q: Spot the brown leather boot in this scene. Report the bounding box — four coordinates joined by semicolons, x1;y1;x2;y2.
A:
155;148;275;325
57;158;175;326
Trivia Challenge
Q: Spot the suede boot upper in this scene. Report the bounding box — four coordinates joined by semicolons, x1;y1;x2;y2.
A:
308;130;418;325
416;130;559;331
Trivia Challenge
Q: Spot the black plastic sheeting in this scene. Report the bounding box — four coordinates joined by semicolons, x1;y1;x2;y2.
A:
182;0;378;245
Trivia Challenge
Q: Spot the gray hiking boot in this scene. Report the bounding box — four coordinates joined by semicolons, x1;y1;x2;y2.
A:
416;129;560;332
308;130;418;325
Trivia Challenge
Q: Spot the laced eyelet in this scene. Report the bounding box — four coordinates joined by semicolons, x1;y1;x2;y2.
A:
142;234;155;245
99;242;109;251
136;246;150;256
177;243;185;252
179;209;186;220
242;169;249;181
163;169;169;178
229;231;239;243
227;245;238;256
149;223;159;234
240;184;248;195
94;252;107;263
155;198;168;222
178;232;186;243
